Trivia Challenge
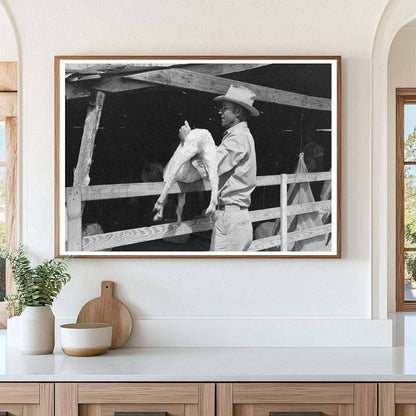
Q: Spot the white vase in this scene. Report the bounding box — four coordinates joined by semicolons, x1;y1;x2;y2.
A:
6;315;20;347
19;306;55;354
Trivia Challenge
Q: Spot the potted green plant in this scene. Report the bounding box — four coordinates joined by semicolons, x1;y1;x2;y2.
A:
1;245;71;354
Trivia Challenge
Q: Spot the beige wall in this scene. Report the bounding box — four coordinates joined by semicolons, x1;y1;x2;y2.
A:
0;0;395;346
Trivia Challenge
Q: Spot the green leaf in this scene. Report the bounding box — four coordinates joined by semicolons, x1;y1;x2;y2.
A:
3;245;71;315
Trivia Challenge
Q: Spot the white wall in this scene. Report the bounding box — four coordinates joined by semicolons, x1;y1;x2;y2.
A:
0;3;17;61
0;0;393;347
387;25;416;312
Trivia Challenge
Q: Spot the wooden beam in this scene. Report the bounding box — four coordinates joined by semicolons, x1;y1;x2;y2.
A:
0;92;17;120
249;223;332;251
73;90;106;187
280;173;288;251
81;201;331;251
0;62;17;91
66;187;83;251
65;82;90;100
75;172;332;202
79;179;212;201
69;90;105;250
83;215;215;251
126;68;331;111
183;63;265;76
65;63;266;98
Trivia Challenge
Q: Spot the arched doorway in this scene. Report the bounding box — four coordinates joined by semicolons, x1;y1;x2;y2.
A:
371;0;416;319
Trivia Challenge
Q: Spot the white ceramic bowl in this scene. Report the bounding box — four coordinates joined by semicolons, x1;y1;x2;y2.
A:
60;323;112;356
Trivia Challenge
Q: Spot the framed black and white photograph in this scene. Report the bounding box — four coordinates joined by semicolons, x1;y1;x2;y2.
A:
55;56;341;258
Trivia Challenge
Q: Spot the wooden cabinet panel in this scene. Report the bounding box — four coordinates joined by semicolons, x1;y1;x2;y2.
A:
394;384;416;404
217;383;233;416
0;383;53;416
236;403;341;416
355;384;377;416
379;383;416;416
218;383;376;416
379;384;395;416
199;383;215;416
78;383;199;404
80;403;185;416
57;383;215;416
0;383;39;403
0;381;379;416
233;383;354;404
56;384;78;416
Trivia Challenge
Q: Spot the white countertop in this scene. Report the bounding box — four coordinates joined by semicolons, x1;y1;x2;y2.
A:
1;332;416;382
2;313;416;382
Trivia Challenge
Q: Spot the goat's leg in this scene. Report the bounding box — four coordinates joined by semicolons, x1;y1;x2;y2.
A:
203;156;219;217
153;151;195;221
153;176;176;221
176;193;186;223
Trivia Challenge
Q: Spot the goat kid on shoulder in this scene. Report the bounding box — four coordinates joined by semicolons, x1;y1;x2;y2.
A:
153;121;218;223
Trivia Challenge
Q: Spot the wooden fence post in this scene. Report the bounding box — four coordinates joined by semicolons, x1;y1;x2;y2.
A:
280;174;288;251
73;90;106;188
68;89;105;249
66;187;83;251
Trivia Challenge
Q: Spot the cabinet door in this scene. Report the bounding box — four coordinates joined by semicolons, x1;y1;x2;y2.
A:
0;383;53;416
217;383;377;416
379;383;416;416
56;383;215;416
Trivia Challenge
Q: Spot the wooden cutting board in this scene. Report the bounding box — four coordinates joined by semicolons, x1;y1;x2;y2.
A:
76;281;133;349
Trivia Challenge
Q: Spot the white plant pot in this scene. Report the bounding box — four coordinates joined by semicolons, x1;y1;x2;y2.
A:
19;305;55;354
6;315;20;347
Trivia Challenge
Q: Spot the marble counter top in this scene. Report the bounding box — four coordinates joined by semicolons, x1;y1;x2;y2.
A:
2;313;416;383
1;331;416;382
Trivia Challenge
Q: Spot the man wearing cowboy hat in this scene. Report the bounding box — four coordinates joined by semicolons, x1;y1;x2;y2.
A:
180;84;259;251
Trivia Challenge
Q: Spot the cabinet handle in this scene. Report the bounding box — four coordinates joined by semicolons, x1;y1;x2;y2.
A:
115;412;167;416
270;413;324;416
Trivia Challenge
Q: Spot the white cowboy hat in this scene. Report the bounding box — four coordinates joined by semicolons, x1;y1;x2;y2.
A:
213;84;260;117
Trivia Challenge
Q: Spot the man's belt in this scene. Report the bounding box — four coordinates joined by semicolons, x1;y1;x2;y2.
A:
217;204;247;211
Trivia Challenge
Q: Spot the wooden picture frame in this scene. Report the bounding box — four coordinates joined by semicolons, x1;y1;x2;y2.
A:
55;56;341;258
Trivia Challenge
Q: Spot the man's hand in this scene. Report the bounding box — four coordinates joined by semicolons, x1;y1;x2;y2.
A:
179;120;191;141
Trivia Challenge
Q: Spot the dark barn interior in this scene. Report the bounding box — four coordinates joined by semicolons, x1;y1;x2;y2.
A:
65;63;332;251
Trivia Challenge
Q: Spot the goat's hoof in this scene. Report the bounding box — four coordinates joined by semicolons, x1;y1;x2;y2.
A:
153;209;163;222
204;207;215;217
205;204;216;215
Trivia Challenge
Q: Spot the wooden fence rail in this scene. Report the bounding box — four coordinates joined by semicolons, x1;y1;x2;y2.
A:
66;172;332;252
74;172;331;202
